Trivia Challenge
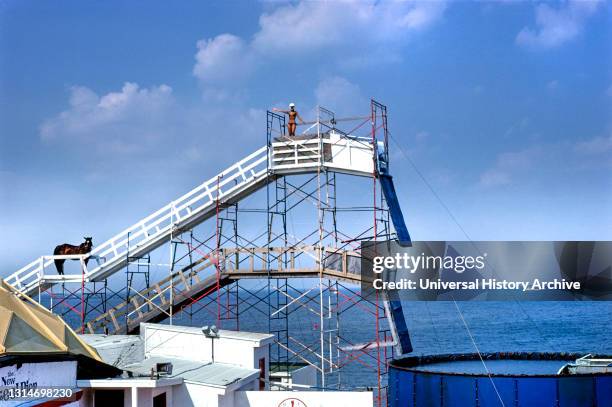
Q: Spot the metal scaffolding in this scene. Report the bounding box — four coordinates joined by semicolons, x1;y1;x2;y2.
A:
21;99;403;405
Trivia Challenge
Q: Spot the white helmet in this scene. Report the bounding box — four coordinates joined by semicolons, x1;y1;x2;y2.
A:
289;103;295;108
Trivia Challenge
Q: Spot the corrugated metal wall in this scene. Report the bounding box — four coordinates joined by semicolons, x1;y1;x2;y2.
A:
388;368;612;406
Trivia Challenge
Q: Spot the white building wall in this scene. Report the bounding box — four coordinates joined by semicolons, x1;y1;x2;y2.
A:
173;383;223;407
218;389;234;407
289;365;317;388
328;133;374;175
215;338;260;368
144;327;212;363
78;385;172;407
235;391;374;407
252;345;269;390
143;325;268;370
152;386;173;407
134;388;152;407
236;380;257;391
81;385;372;407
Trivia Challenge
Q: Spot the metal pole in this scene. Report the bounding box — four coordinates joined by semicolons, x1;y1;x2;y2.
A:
126;232;130;333
81;257;85;334
316;106;326;389
169;205;174;326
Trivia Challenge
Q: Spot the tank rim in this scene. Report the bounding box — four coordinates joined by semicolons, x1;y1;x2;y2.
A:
389;352;612;378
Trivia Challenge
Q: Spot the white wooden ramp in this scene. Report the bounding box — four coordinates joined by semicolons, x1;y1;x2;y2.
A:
6;133;374;296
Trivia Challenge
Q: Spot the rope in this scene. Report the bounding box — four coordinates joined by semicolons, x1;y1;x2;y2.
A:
452;298;505;406
388;133;474;241
299;115;373;126
389;132;507;404
424;302;442;353
388;132;558;345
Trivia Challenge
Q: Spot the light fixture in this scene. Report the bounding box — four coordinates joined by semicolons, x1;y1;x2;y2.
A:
202;325;220;363
202;325;220;338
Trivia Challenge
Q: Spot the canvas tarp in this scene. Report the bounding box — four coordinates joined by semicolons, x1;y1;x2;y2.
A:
0;279;101;361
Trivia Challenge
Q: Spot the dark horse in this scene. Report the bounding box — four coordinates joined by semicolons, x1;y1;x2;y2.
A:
53;237;93;275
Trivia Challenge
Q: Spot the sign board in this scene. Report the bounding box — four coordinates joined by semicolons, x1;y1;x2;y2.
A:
236;391;373;407
0;361;77;406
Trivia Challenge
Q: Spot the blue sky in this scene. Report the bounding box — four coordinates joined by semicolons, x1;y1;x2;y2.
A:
0;0;610;274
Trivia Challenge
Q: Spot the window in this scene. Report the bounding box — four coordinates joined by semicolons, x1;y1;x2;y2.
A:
259;357;266;390
153;392;167;407
94;389;124;406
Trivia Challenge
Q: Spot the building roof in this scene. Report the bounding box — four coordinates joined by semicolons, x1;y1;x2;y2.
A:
0;280;101;362
140;323;274;345
80;334;144;368
122;356;259;388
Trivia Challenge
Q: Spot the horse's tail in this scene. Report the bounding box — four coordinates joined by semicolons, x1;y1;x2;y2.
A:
53;245;63;255
54;259;64;275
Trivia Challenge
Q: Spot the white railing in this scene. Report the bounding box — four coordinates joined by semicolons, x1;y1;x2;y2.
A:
271;131;374;175
6;254;103;295
6;146;269;294
6;134;375;296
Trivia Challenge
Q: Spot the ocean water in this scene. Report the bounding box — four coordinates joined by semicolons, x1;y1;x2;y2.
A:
55;291;611;390
171;297;612;390
406;359;568;375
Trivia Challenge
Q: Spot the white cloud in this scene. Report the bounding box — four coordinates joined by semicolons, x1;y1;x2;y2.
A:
479;147;540;187
40;82;175;153
574;134;612;154
415;131;430;142
252;1;446;54
314;76;366;117
516;0;602;49
192;1;447;87
38;82;266;175
480;169;512;187
193;34;251;85
480;134;612;188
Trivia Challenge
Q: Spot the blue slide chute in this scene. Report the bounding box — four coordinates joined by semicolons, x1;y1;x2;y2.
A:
377;147;413;354
379;173;412;247
387;292;413;354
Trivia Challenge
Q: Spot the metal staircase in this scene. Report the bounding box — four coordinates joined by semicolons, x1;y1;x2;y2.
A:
5;132;375;297
4;102;416;405
85;245;362;335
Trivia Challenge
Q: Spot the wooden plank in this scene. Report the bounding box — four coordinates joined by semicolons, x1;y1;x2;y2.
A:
178;270;191;290
190;272;201;284
109;309;119;331
193;260;213;274
155;284;167;305
81;246;361;332
131;297;144;318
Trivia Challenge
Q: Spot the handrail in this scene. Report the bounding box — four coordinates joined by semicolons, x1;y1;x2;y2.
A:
5;146;268;294
85;245;361;334
6;134;374;296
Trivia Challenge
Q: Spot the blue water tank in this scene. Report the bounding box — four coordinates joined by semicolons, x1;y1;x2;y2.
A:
388;353;612;407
